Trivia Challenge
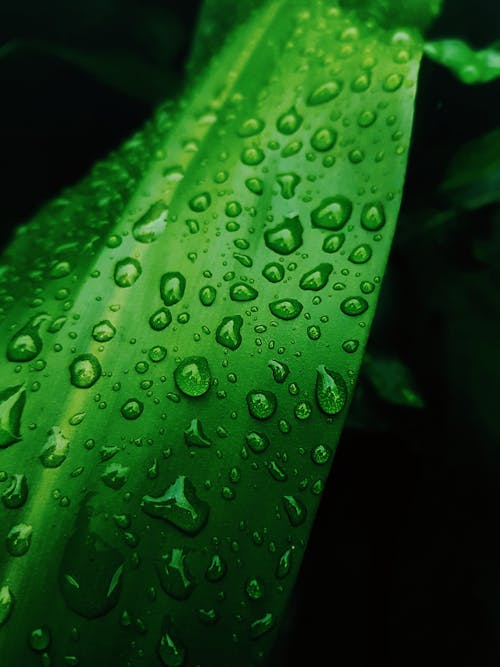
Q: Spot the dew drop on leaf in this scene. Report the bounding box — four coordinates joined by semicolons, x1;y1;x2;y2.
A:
160;272;186;306
114;257;142;288
361;201;386;231
141;475;209;535
269;298;303;320
315;365;348;416
246;390;277;420
311;196;352;230
307;79;343;105
215;315;243;350
174;356;211;397
340;296;369;316
69;354;101;389
276;106;303;134
0;384;26;448
299;263;333;291
132;201;168;243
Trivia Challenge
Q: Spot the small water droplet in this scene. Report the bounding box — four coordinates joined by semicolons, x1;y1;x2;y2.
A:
2;473;28;508
268;359;290;384
310;127;337;151
157;547;195;600
229;283;258;302
348;243;373;264
189;192;211;213
262;262;285;283
276;107;303;134
120;398;144;420
0;585;14;627
0;384;26;448
40;427;69;468
150;307;172;331
6;522;32;556
246;431;270;453
184;418;212;447
282;495;307;526
237;117;264;137
241;147;265;166
277;173;301;199
92;320;116;342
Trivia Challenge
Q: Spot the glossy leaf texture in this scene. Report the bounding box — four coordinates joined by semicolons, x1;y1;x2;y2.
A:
0;1;424;665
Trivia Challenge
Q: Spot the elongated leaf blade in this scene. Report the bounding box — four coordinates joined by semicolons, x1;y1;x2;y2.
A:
0;1;424;665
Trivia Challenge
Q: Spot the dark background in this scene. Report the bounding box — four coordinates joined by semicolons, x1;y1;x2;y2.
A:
1;1;499;665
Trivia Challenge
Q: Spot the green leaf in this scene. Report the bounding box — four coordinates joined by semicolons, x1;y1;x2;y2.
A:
424;38;500;84
0;1;424;664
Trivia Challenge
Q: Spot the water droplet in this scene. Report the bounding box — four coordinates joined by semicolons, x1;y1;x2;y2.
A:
311;127;337;151
282;495;307;526
299;263;333;291
132;202;168;243
6;522;32;556
264;216;304;255
237;117;265;137
2;473;28;508
174;356;211;397
383;72;404;92
294;400;312;420
311;196;352;230
281;139;303;157
7;316;45;362
277;173;301;199
40;427;69;468
216;315;243;350
29;626;50;652
351;72;371;92
276;547;293;578
189;192;211;213
229;283;258;302
59;507;124;619
101;463;129;490
348;243;373;264
268;359;290;384
225;201;242;217
120;399;144;420
262;262;285;283
92;320;116;342
269;298;303;320
69;354;101;389
342;339;360;353
141;475;209;535
250;612;274;639
340;296;369;316
246;390;277;420
245;577;264;600
311;443;332;465
361;201;386;231
184;418;212;447
114;257;142;287
160;272;186;306
245;177;264;195
307;80;343;105
206;554;227;582
158;621;185;667
315;365;347;415
241;147;265;166
149;345;167;362
157;547;194;600
0;384;26;448
276;106;303;134
150;307;172;331
358;110;377;127
0;585;14;627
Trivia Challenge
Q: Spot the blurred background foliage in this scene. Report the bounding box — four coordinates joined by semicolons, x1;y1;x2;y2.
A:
0;0;499;664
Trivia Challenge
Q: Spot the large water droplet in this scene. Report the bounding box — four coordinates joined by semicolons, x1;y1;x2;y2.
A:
262;262;285;283
157;547;194;600
307;80;343;105
216;315;243;350
114;257;142;287
59;507;124;619
6;315;45;362
0;585;14;627
174;356;211;397
141;475;209;535
132;202;168;243
0;384;26;448
311;196;352;230
1;474;28;508
315;365;347;415
269;298;303;320
299;263;333;291
282;495;307;526
69;354;101;389
160;272;186;306
6;522;32;556
246;390;277;420
92;320;116;342
276;107;303;134
340;296;369;316
40;427;69;468
264;216;303;255
361;201;386;231
158;621;185;667
229;283;258;302
184;418;212;447
348;244;372;264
